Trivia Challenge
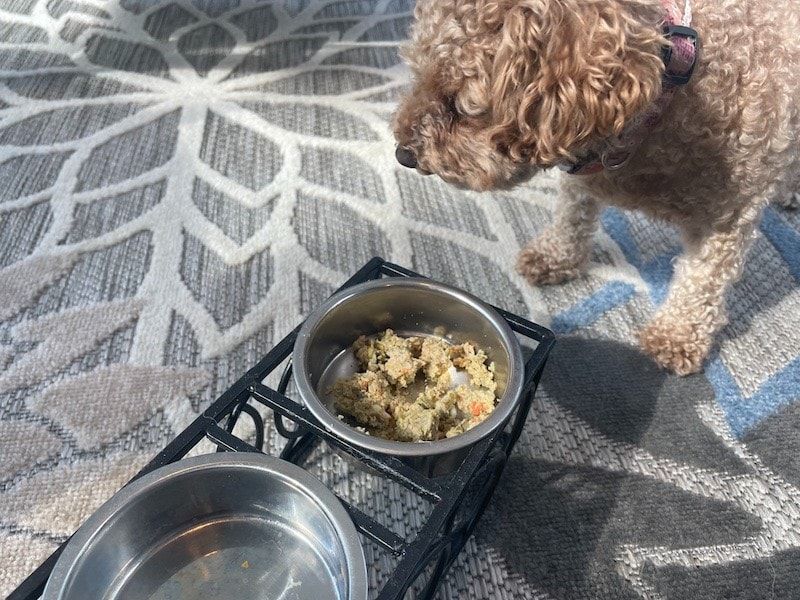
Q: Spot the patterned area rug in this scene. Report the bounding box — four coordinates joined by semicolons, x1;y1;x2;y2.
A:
1;0;799;598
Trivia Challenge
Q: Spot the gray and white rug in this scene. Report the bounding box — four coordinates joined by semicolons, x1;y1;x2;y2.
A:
1;0;799;598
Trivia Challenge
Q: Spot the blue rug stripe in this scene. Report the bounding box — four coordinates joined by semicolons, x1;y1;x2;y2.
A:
760;208;800;281
601;208;678;305
641;253;677;306
600;208;642;269
708;355;800;438
551;281;637;334
705;356;750;437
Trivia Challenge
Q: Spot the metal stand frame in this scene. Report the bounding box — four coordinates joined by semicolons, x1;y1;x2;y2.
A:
10;257;555;600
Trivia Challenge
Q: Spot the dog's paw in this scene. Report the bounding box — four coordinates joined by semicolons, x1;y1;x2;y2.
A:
635;319;711;376
516;239;581;285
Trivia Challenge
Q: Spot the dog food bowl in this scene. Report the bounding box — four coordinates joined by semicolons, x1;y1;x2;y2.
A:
293;277;525;477
42;453;367;600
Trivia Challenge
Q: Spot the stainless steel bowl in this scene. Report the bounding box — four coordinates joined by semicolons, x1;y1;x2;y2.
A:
293;277;525;477
43;453;367;600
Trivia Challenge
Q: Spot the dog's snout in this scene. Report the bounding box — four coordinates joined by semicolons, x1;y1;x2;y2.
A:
395;146;418;169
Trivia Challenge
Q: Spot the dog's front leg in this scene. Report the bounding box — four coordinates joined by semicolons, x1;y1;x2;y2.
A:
516;183;600;285
636;205;762;375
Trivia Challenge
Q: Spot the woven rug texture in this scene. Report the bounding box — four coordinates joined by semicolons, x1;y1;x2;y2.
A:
1;0;799;598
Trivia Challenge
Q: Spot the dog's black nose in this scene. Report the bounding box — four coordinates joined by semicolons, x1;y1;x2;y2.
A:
395;145;418;169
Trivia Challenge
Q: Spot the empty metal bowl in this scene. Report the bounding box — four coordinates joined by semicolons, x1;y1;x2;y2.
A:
42;453;367;600
293;277;525;477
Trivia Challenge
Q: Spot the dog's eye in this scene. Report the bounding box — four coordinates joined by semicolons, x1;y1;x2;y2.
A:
444;96;461;132
445;96;458;116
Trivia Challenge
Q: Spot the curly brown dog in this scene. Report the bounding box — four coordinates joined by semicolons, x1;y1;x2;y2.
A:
393;0;800;375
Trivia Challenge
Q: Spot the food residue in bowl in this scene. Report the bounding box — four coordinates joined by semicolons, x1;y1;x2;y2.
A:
326;329;498;442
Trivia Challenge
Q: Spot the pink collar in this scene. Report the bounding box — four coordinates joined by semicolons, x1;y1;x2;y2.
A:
562;0;699;175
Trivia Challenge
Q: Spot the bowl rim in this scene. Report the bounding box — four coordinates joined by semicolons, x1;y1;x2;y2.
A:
43;452;368;600
293;277;525;458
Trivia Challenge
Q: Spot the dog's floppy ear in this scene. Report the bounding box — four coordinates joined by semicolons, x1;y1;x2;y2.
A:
489;0;666;165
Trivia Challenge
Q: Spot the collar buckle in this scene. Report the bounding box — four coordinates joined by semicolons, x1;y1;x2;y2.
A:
661;24;698;85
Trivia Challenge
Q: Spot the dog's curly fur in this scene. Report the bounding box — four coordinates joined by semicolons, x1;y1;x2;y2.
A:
393;0;800;375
